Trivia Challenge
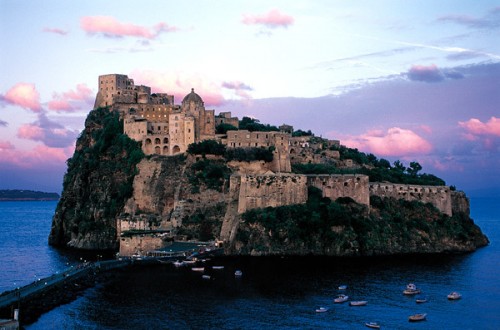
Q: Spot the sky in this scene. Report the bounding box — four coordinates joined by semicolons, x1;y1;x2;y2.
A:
0;0;499;196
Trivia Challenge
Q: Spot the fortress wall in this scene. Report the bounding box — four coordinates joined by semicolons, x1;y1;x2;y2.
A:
119;236;164;256
235;174;308;214
369;183;452;216
307;174;370;206
451;190;470;216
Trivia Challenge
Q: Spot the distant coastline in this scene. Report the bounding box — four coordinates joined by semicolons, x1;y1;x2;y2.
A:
0;189;60;201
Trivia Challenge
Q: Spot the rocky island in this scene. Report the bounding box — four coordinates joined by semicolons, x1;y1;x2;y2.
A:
48;74;488;257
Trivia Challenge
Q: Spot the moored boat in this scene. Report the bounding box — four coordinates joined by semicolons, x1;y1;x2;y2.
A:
447;292;461;300
365;322;381;329
338;285;348;290
409;313;427;322
334;294;349;303
191;267;205;272
235;270;243;277
315;307;328;313
349;300;367;306
212;265;224;270
415;298;428;303
202;275;211;280
403;283;421;295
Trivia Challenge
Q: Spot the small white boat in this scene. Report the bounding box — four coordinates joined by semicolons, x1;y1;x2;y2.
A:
338;285;348;290
365;322;381;329
416;298;428;304
191;267;205;272
212;266;224;270
334;294;349;303
409;313;427;322
447;292;461;300
349;301;367;306
315;307;328;313
235;270;243;277
173;260;184;267
403;283;420;295
202;275;211;280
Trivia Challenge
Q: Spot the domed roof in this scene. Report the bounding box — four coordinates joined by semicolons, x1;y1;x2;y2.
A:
182;88;203;104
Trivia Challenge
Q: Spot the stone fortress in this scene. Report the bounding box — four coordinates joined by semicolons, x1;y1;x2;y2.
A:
94;74;466;256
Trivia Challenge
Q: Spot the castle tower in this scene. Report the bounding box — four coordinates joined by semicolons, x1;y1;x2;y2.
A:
180;89;215;141
94;74;135;109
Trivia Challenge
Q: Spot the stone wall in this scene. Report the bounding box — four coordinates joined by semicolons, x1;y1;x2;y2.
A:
233;174;308;214
369;183;452;216
307;174;370;206
119;236;165;256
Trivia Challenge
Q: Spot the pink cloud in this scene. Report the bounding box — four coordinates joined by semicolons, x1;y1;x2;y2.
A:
242;9;294;29
17;124;45;140
80;16;178;39
341;127;433;157
0;140;15;150
407;64;444;82
222;81;253;100
48;83;94;112
419;125;433;134
0;144;74;169
43;27;68;35
1;83;42;112
131;70;225;107
458;117;500;136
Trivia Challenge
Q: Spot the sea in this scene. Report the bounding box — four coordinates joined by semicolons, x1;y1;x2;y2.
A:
0;198;499;330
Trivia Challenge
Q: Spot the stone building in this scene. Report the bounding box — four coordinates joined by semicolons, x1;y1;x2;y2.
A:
215;111;239;129
95;74;215;156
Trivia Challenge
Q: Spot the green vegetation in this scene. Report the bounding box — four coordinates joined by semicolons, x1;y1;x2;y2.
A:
239;116;279;132
225;147;274;162
177;204;226;241
187;140;226;156
292;129;313;137
188;158;231;193
59;107;144;235
215;123;238;134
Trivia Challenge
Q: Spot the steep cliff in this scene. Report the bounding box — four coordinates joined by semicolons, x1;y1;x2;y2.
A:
48;107;144;250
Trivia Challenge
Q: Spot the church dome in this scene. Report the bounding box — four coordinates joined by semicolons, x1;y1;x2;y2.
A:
182;88;204;105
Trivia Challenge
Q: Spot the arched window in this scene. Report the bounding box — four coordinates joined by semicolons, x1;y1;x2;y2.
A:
155;146;161;154
155;138;161;144
163;138;169;144
172;145;181;154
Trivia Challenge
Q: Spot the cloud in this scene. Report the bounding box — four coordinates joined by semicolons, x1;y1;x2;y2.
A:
407;64;444;82
48;84;94;112
242;9;294;29
0;143;73;169
1;83;42;112
337;127;433;157
42;27;68;35
130;70;225;107
16;113;79;148
0;119;7;127
222;81;253;100
459;117;500;137
437;7;500;30
80;16;178;39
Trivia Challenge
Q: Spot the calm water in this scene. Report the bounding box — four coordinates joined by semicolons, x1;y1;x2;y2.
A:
0;198;499;329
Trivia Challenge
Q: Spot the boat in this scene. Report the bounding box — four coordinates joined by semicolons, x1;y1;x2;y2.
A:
173;260;184;267
235;270;243;277
365;322;381;329
349;301;367;306
408;313;427;322
315;307;328;313
334;294;349;303
447;292;461;300
338;285;348;290
191;267;205;272
415;298;428;303
202;275;211;280
212;265;224;270
403;283;421;295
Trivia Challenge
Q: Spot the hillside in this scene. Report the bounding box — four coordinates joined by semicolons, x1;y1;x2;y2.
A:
0;190;59;201
48;107;488;255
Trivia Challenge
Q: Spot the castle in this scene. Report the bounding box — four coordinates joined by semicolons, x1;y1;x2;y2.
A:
93;74;465;256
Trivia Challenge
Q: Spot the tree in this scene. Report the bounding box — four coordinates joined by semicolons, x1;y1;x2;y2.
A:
215;123;238;134
407;161;423;176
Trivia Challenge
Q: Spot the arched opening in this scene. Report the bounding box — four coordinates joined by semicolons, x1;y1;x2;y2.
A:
163;137;169;144
163;146;169;155
145;138;152;145
155;146;161;154
290;148;296;154
172;145;181;154
155;138;161;144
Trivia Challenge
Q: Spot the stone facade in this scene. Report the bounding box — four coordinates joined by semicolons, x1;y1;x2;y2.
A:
232;174;308;214
307;174;370;206
369;183;453;216
215;111;239;129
